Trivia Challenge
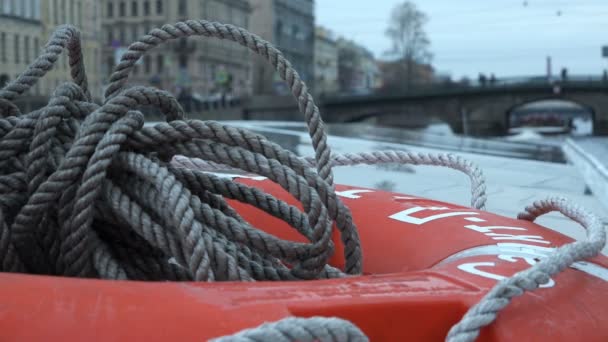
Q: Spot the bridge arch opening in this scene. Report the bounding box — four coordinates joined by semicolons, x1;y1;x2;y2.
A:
507;99;594;136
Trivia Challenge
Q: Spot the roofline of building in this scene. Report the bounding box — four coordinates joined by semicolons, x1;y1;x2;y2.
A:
0;14;41;25
225;0;253;12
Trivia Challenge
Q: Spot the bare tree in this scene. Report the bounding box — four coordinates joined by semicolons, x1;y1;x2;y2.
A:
385;1;432;89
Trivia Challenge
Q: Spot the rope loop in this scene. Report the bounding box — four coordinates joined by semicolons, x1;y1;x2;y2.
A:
0;25;89;102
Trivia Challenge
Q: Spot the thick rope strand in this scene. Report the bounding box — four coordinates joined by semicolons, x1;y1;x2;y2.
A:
446;197;607;342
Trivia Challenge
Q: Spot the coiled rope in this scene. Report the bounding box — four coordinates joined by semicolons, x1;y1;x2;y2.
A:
0;20;604;342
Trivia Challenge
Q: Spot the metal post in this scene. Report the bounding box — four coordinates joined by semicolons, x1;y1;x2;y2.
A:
546;56;552;82
461;107;469;136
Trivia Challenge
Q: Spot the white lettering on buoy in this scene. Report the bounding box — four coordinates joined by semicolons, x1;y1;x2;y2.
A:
458;262;504;281
496;243;555;257
458;257;555;288
464;224;527;234
385;197;606;284
336;189;374;199
389;206;479;225
486;233;550;244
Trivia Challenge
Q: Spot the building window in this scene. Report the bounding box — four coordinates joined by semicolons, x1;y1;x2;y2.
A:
107;56;115;75
107;28;114;45
131;25;138;42
119;1;125;16
0;33;6;62
77;1;81;27
143;0;149;15
178;55;187;69
24;0;32;18
144;55;151;74
275;20;283;39
157;55;164;73
69;0;74;24
24;36;30;63
34;37;39;58
156;0;162;15
107;1;113;17
33;0;40;19
119;26;126;44
2;0;11;15
61;0;66;23
198;57;205;73
14;34;19;64
178;0;186;16
131;1;137;16
53;0;59;24
292;25;300;39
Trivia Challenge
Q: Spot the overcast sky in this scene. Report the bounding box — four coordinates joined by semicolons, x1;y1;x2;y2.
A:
316;0;608;79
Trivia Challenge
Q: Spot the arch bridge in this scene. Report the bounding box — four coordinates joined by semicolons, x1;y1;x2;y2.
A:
320;80;608;136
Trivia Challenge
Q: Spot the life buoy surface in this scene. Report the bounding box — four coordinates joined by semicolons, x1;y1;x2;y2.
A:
1;176;606;341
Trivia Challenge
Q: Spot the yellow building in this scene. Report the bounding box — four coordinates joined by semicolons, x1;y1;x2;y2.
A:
0;0;44;97
0;0;103;102
42;0;103;100
100;0;253;99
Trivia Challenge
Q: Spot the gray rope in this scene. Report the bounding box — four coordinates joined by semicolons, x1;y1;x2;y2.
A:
173;151;488;210
0;25;90;102
210;317;369;342
314;151;487;209
0;23;359;282
446;196;607;342
0;21;604;342
105;20;334;187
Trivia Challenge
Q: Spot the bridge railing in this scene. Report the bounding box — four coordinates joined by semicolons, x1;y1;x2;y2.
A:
474;74;607;87
323;74;608;102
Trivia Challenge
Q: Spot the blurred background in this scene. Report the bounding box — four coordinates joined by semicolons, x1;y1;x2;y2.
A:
1;0;608;138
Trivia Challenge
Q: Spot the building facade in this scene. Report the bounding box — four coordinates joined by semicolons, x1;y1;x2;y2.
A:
0;0;103;101
337;38;379;94
1;0;44;95
249;0;314;95
101;0;253;100
43;0;103;100
313;26;338;96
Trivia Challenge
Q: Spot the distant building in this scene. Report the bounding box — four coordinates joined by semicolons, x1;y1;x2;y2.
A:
313;26;338;95
360;49;381;90
0;0;103;101
337;38;379;94
43;0;104;99
100;0;253;99
249;0;314;95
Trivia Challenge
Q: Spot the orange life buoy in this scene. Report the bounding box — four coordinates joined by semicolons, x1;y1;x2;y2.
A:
1;175;606;341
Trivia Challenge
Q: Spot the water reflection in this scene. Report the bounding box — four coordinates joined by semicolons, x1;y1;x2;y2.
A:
373;180;397;192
